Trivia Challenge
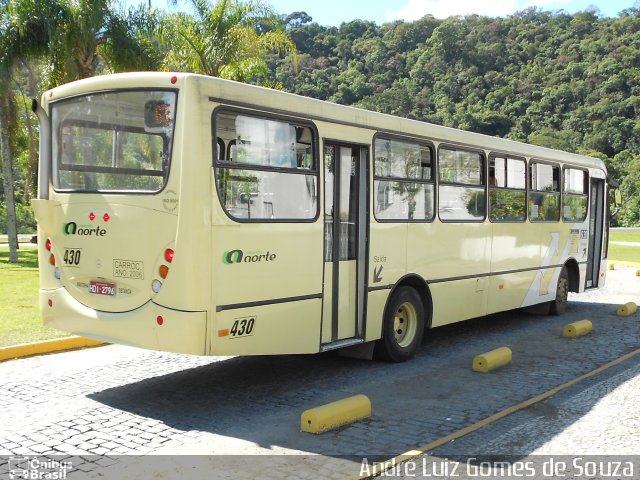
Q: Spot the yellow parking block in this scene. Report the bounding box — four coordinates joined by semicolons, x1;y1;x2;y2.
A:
472;347;512;373
0;336;105;362
617;302;637;317
563;320;593;338
301;394;371;434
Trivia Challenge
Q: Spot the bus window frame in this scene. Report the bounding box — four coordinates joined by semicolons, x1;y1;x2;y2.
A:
487;152;528;224
528;159;562;223
437;143;487;223
562;165;589;223
372;132;436;224
216;137;225;161
211;106;320;224
226;139;236;162
50;88;178;195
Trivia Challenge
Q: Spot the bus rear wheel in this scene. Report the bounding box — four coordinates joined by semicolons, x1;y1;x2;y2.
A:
375;286;425;362
549;266;569;316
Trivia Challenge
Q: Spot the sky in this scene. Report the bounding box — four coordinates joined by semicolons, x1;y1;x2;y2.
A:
269;0;637;25
135;0;639;25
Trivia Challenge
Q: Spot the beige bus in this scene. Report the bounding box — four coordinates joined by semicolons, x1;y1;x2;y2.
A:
32;72;611;362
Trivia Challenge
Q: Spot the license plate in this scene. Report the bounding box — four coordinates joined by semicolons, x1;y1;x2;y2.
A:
89;281;116;296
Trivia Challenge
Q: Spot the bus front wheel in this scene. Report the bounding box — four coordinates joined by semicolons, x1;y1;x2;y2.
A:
549;266;569;316
375;286;425;362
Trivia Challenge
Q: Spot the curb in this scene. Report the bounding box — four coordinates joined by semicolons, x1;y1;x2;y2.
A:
0;336;106;362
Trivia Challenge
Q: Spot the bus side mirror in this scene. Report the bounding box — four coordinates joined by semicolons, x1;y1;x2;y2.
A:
610;187;622;219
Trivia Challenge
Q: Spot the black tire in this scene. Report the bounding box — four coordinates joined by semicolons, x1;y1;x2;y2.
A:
375;286;425;362
549;266;569;316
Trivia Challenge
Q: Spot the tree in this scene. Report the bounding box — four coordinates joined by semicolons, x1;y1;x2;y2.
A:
284;11;312;28
0;0;162;264
0;86;18;263
49;0;160;84
163;0;297;82
0;0;49;262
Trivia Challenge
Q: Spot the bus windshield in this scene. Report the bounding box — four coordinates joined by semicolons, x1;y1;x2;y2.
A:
51;90;177;193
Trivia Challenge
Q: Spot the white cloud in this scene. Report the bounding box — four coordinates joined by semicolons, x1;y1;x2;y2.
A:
385;0;575;21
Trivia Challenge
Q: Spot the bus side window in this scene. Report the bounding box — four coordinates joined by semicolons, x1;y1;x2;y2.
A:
373;137;434;221
562;167;588;222
489;156;526;222
214;111;317;221
438;147;485;221
529;162;560;222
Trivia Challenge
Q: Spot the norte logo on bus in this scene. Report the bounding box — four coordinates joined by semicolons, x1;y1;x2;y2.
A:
222;249;277;265
63;222;107;237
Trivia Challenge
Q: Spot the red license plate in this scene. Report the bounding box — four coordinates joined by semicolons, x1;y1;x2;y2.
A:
89;281;116;296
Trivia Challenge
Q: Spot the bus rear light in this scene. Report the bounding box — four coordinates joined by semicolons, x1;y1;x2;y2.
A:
152;279;162;293
218;329;229;337
164;249;174;263
48;299;53;307
89;212;96;221
159;265;169;279
156;316;164;325
103;213;110;222
45;239;52;251
171;75;177;84
49;254;55;266
54;268;61;280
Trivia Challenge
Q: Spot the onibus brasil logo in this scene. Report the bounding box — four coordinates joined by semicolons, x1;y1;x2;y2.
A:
8;456;73;479
222;249;277;265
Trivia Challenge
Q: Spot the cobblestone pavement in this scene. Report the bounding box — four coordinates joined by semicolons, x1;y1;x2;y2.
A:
393;325;640;479
0;267;639;479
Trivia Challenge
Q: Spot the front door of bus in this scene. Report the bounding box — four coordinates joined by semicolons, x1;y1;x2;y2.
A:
586;178;605;288
322;143;368;345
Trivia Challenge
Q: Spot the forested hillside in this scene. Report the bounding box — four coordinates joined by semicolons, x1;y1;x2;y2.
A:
265;8;640;226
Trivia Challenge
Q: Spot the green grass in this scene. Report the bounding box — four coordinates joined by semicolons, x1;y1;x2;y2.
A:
609;244;640;266
0;249;67;347
609;231;640;243
609;230;640;267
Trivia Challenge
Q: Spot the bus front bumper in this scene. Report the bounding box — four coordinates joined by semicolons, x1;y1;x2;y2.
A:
40;288;207;355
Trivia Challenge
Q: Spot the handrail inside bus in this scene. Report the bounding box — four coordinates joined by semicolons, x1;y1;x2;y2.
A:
32;99;50;200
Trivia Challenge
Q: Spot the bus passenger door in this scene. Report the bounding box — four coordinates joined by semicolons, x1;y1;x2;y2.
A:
586;178;605;288
321;143;368;347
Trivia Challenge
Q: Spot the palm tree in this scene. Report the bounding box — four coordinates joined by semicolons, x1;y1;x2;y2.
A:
163;0;297;82
0;0;50;262
0;88;19;263
0;0;160;262
50;0;160;84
